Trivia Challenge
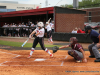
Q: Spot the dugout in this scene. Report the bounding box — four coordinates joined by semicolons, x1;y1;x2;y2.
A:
0;6;88;43
0;6;86;32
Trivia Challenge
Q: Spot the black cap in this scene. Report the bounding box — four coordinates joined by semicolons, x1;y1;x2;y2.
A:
85;26;92;30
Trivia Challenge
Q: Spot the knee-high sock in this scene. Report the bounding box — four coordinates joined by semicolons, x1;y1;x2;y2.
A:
45;48;51;55
30;48;35;56
50;36;53;42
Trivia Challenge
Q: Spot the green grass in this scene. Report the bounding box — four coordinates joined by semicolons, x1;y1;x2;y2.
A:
0;40;61;48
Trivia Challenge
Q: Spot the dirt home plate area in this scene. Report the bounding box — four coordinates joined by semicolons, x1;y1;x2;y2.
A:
0;49;100;75
0;37;100;75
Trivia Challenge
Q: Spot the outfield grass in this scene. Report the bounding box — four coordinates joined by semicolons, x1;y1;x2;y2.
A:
0;40;61;48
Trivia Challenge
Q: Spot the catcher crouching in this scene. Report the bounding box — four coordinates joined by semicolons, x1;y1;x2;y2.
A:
53;37;87;63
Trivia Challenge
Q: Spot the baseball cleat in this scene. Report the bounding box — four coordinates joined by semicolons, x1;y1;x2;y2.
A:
89;55;95;58
27;55;31;58
94;58;100;62
76;60;82;63
50;41;53;43
50;54;53;57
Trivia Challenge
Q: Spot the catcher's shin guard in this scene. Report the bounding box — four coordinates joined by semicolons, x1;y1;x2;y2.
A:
52;46;59;53
69;50;82;60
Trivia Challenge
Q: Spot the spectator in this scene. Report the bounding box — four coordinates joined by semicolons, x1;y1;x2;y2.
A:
77;28;85;33
72;27;78;33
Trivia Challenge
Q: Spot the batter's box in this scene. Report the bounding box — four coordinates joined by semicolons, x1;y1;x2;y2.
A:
2;61;61;66
13;55;67;59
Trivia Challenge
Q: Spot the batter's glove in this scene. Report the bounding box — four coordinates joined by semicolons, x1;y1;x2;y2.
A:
52;46;59;53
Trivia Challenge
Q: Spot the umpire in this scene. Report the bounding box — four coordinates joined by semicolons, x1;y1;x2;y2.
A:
85;26;100;62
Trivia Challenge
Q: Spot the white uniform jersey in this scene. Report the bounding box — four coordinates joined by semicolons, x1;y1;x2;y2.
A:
3;25;8;27
16;25;21;31
72;30;77;33
3;25;8;30
21;25;23;27
35;28;44;37
12;25;16;27
10;25;13;30
46;24;51;32
31;24;34;27
26;26;29;31
50;23;54;29
31;24;34;29
23;25;26;30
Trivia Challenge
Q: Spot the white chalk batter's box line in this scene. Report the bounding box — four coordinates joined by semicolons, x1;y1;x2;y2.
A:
1;56;100;69
2;61;63;63
0;51;19;56
0;55;68;66
12;55;69;60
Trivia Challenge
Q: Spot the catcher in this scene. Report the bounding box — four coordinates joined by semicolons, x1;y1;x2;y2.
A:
53;37;87;63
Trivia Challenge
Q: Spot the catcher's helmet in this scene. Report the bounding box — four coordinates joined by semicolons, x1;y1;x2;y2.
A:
70;37;78;44
37;22;44;28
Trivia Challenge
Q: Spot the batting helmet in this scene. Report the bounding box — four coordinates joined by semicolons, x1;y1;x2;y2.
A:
70;37;78;44
37;22;44;28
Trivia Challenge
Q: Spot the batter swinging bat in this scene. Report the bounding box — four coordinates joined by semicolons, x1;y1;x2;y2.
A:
21;38;29;47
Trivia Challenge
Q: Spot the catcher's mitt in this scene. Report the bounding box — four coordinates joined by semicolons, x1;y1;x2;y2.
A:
52;46;59;53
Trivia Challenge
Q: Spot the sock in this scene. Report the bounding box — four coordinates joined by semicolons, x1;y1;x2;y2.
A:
45;48;51;55
30;48;35;56
50;37;53;42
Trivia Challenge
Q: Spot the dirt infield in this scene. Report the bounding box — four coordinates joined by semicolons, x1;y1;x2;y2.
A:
0;49;100;75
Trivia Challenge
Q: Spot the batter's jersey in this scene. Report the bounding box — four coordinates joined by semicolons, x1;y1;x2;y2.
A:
46;24;51;32
34;28;45;37
69;43;84;52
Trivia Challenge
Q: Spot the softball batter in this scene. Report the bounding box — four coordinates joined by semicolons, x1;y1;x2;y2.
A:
28;22;53;58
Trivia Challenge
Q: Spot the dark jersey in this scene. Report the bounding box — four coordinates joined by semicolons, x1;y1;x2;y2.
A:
69;43;84;52
89;30;99;43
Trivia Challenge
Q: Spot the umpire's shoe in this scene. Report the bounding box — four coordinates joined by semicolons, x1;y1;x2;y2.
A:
94;58;100;62
89;55;95;58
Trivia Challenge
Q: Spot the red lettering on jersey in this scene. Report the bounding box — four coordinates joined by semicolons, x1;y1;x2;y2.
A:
37;30;39;33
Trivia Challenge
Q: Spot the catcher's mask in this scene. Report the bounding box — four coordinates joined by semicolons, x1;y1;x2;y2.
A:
70;37;78;44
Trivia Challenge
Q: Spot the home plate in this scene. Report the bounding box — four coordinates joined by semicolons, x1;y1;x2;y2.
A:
34;59;46;61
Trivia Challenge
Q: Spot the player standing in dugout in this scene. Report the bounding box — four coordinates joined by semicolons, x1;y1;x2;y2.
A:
45;18;53;43
27;22;53;58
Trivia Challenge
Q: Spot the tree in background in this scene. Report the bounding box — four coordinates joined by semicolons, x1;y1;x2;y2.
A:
61;4;73;8
61;0;100;9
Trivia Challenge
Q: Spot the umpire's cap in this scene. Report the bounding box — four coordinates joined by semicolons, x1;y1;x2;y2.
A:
85;26;92;30
85;26;92;33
